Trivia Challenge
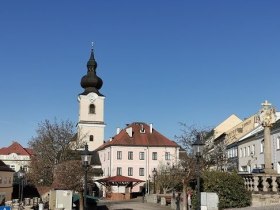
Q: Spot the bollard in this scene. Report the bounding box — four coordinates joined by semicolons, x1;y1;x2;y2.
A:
39;203;44;210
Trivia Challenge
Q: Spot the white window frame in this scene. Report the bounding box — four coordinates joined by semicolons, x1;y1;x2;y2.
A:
128;167;133;176
117;151;122;160
139;152;145;160
139;168;144;176
117;167;122;176
165;152;171;160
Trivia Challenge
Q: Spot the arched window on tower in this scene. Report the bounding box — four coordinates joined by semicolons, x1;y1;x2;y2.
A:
90;135;94;142
89;104;95;114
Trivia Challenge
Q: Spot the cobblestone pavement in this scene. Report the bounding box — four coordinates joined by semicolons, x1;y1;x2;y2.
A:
97;198;280;210
97;197;172;210
225;204;280;210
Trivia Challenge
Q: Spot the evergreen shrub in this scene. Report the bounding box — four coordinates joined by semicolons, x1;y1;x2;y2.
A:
202;171;251;209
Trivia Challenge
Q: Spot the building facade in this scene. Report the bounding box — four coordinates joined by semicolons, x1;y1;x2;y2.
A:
96;122;181;192
0;142;33;172
238;119;280;173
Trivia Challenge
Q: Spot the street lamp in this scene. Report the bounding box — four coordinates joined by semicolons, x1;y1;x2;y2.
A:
18;166;26;203
81;143;92;210
152;168;157;194
192;134;205;210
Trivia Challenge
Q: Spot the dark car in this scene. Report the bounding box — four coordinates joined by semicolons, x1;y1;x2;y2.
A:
251;168;265;173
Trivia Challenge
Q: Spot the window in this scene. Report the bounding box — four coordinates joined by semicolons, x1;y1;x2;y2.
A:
240;148;243;158
9;165;15;171
0;177;2;184
152;152;157;160
247;146;250;157
247;165;251;173
128;151;133;160
128;167;133;176
243;147;246;157
89;104;95;114
139;152;145;160
277;137;280;150
139;168;144;176
252;145;255;155
117;151;122;160
117;167;122;176
89;135;94;142
165;152;171;160
261;140;264;153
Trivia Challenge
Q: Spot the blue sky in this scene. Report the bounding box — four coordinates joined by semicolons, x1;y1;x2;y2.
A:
1;1;280;148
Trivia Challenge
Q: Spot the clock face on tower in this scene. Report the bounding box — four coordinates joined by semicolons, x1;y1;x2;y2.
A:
87;92;98;102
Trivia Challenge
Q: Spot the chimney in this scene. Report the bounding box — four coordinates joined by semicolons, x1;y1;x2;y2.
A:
150;123;153;133
116;127;120;135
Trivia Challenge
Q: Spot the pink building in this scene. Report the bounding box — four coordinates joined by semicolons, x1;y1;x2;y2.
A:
96;122;180;192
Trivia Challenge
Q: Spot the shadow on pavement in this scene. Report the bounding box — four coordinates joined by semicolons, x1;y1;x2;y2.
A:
97;206;133;210
97;205;109;210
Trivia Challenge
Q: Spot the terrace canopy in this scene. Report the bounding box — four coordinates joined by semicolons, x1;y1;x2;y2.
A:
95;175;144;188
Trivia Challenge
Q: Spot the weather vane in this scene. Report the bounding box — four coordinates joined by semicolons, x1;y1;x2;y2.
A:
91;41;95;51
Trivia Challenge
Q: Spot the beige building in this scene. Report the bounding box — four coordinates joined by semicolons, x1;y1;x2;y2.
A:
0;142;33;172
214;114;242;139
0;160;14;203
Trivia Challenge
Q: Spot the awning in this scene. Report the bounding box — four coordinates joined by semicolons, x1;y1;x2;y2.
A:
95;175;144;188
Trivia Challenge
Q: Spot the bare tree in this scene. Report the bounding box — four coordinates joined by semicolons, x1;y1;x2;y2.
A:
28;119;83;186
156;163;185;194
175;122;228;171
175;123;212;154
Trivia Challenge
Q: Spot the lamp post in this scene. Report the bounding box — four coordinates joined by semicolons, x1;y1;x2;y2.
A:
192;134;205;210
18;166;25;203
81;144;92;210
152;168;157;194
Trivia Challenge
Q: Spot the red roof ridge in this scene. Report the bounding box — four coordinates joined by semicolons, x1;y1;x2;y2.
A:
0;141;33;156
96;122;178;151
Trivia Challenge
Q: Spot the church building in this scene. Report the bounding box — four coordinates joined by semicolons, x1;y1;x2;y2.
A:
77;49;105;151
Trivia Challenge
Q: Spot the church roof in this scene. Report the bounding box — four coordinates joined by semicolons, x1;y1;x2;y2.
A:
80;49;103;96
0;141;33;156
96;122;179;151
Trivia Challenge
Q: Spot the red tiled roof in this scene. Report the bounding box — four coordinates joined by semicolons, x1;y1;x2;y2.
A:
0;141;33;156
96;122;178;151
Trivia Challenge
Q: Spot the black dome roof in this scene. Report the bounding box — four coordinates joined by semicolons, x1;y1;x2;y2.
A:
80;49;103;95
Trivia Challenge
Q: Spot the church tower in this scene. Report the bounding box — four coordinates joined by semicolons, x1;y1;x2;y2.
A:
78;48;105;151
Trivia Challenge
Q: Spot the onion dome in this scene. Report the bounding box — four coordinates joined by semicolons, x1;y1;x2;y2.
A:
80;49;103;95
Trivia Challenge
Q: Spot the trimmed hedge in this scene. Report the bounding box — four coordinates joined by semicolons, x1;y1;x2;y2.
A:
201;171;251;209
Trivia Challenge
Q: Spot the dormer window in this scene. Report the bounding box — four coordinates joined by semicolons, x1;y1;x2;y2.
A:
89;104;95;114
